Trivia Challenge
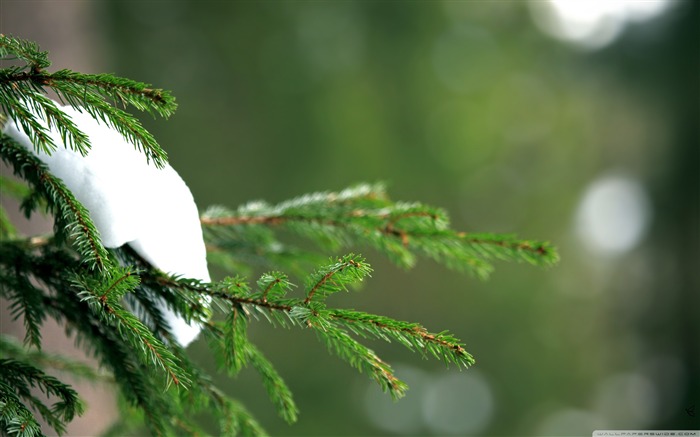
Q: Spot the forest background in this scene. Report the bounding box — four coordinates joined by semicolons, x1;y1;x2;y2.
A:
0;1;697;436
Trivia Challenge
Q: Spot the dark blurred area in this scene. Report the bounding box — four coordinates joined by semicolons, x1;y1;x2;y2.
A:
1;1;697;436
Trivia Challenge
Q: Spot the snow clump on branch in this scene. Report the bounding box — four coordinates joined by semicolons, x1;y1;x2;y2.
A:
3;102;210;347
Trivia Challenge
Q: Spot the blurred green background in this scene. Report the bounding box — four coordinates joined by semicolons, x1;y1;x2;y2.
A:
2;1;697;435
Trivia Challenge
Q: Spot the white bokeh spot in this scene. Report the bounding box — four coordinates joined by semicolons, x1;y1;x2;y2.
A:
529;0;673;50
575;174;652;257
422;370;495;435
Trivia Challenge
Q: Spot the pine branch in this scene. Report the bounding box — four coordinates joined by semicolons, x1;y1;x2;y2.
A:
73;269;191;389
0;242;46;348
0;34;50;69
0;175;32;238
0;335;113;383
324;309;474;368
160;255;470;402
304;255;371;304
0;85;91;155
219;398;267;437
0;238;180;435
303;312;409;399
246;343;298;424
43;293;176;437
0;34;172;167
0;135;111;271
0;205;17;238
0;381;44;437
0;358;85;435
202;183;558;278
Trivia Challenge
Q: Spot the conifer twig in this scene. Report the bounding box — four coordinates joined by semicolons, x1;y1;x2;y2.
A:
0;34;173;167
73;270;191;389
140;254;474;402
0;34;50;69
202;183;559;278
0;334;114;383
0;134;110;271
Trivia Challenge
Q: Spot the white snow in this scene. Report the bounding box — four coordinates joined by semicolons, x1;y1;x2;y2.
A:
3;102;210;347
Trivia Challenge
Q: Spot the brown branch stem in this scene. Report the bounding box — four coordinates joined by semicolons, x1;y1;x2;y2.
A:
99;271;132;302
458;232;551;255
327;310;470;359
38;168;105;270
100;300;182;387
1;70;169;106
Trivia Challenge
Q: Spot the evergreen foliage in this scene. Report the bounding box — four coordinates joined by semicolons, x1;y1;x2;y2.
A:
0;35;558;436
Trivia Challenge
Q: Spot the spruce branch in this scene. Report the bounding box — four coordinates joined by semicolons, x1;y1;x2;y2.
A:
115;260;295;430
0;359;85;436
0;239;179;436
246;343;298;424
0;380;44;437
0;241;47;349
208;306;299;423
304;313;409;399
43;290;177;437
324;309;474;368
126;285;195;350
0;205;17;238
0;34;50;69
49;86;169;167
0;174;32;239
0;135;111;271
0;175;31;199
0;86;65;156
303;254;371;304
202;183;558;278
73;269;191;389
220;398;267;437
257;271;293;302
0;335;113;383
0;68;176;118
2;270;44;349
183;379;269;437
155;255;471;402
0;34;172;167
0;241;64;352
219;306;250;375
35;69;176;117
